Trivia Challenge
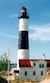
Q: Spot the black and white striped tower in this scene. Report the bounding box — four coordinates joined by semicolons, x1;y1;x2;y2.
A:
17;7;29;68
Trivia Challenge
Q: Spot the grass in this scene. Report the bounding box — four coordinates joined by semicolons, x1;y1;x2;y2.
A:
0;76;7;83
23;79;36;83
10;79;36;83
40;75;50;82
10;79;22;83
0;71;36;83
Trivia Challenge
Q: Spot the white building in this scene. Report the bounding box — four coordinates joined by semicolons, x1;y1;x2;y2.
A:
14;59;50;81
14;7;50;81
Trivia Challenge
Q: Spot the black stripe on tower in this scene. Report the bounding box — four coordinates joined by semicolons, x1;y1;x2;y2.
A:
18;31;29;49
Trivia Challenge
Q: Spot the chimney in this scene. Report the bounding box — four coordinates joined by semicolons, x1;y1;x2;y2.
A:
42;54;45;60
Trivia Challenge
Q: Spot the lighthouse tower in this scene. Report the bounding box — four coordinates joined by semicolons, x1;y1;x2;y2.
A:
17;7;29;68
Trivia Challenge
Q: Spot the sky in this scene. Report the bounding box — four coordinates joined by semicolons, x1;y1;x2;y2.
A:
0;0;50;63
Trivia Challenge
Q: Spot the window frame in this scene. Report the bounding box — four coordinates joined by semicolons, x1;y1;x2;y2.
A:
39;64;41;68
33;71;35;76
25;71;27;76
42;64;44;68
41;71;43;76
39;63;44;68
34;63;36;66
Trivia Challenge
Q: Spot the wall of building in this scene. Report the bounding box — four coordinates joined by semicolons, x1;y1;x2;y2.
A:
19;60;47;81
20;68;34;81
32;60;47;81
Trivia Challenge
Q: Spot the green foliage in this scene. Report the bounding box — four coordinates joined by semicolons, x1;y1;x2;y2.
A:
0;77;7;83
0;52;10;71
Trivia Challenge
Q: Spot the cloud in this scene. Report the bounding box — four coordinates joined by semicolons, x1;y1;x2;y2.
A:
0;32;18;39
10;14;18;18
29;24;50;42
0;24;50;42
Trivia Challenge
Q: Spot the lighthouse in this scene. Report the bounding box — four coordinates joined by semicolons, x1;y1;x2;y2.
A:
14;7;50;81
17;7;29;68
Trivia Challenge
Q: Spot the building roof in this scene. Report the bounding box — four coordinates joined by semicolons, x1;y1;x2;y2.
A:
46;60;50;63
46;68;50;72
31;59;39;61
31;59;50;67
31;59;50;63
46;60;50;67
19;59;50;68
19;60;32;68
18;6;29;19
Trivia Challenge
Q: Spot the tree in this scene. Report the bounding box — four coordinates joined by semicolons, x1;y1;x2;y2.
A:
0;77;7;83
0;53;10;71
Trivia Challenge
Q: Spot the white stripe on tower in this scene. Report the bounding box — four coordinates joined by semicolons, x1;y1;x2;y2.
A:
17;7;29;68
19;19;28;31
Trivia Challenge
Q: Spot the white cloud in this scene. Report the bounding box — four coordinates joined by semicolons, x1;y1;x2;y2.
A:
0;32;18;39
6;34;18;39
10;14;18;18
0;24;50;42
29;24;50;42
